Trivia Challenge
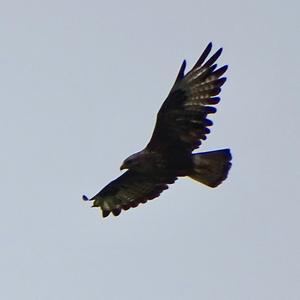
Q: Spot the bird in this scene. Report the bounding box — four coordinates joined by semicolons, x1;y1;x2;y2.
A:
83;43;232;218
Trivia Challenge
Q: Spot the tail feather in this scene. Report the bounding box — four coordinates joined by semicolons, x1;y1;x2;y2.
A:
189;149;232;187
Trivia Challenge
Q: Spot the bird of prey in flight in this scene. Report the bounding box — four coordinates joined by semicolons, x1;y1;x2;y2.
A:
83;43;232;218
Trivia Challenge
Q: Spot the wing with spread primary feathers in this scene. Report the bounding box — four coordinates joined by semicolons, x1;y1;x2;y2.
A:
83;171;177;218
147;43;227;153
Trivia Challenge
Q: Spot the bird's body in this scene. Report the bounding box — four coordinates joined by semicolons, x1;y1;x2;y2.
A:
121;148;192;176
83;43;232;218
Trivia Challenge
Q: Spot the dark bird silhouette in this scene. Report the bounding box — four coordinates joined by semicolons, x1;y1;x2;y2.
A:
83;43;232;218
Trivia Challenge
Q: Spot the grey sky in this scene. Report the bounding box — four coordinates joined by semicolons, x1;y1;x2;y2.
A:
1;0;299;299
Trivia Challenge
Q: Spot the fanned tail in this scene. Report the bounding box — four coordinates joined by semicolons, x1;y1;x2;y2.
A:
189;149;232;187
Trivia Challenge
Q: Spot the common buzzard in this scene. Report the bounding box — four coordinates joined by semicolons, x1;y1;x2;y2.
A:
83;43;232;217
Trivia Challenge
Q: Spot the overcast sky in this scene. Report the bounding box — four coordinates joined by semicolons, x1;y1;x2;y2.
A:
1;0;299;299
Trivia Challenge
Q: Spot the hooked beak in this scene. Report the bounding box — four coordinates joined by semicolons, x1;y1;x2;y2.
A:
120;162;127;170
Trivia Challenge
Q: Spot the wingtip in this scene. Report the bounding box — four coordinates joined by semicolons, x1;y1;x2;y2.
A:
181;59;187;72
174;59;187;83
215;47;223;57
82;195;89;201
192;43;213;70
219;77;227;85
202;47;224;68
102;209;110;218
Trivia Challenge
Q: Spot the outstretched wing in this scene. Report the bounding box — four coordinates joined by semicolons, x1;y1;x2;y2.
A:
147;43;227;153
83;171;177;218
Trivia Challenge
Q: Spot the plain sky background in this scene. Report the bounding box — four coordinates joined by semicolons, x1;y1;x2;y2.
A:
1;0;299;299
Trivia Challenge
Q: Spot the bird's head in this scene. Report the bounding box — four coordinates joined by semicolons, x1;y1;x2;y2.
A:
120;151;145;171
